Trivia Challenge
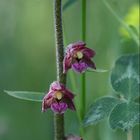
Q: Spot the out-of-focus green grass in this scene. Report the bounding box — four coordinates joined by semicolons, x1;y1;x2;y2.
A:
0;0;139;140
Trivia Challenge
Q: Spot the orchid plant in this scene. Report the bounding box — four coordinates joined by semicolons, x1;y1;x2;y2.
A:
4;0;139;140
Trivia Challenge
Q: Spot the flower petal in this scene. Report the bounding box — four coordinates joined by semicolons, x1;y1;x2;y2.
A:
66;41;86;53
82;47;96;58
63;55;72;73
51;102;68;114
50;81;62;91
45;91;55;99
61;97;76;111
42;96;55;112
63;88;75;99
84;57;96;69
50;82;75;99
72;61;88;73
66;41;86;58
67;100;76;111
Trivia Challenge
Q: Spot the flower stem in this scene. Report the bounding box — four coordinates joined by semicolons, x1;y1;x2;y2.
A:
63;23;84;137
54;0;66;140
82;0;86;41
127;130;133;140
81;74;86;119
81;0;87;120
54;114;65;140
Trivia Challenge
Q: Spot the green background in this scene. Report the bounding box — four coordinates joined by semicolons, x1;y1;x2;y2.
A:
0;0;139;140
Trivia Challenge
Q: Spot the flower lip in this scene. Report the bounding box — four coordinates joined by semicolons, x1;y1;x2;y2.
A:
51;102;68;114
72;61;88;73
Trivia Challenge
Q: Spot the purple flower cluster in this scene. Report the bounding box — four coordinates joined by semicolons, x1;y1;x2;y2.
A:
63;41;96;73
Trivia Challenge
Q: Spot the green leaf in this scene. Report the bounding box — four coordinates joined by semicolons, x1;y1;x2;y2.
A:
87;68;108;73
63;0;77;11
109;102;140;131
83;96;121;126
111;54;140;101
4;90;45;102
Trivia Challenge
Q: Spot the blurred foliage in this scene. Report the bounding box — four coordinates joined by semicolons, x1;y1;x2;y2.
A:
0;0;139;140
119;4;139;38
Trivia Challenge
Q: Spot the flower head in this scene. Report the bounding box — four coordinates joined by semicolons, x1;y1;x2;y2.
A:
63;41;96;73
42;81;75;114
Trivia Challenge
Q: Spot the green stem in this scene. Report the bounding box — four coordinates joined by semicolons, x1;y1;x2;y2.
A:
82;0;86;41
54;0;66;139
63;21;84;137
54;114;65;140
127;130;133;140
81;74;86;119
81;0;87;120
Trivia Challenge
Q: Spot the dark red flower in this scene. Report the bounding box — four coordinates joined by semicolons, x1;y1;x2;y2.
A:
63;41;96;73
42;81;75;114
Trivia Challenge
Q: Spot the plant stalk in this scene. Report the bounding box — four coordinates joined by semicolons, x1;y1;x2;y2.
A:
54;0;66;140
81;0;87;120
127;130;133;140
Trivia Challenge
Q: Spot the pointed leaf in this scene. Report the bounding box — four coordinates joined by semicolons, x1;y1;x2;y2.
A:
83;96;121;126
109;102;140;131
4;90;44;102
111;54;140;101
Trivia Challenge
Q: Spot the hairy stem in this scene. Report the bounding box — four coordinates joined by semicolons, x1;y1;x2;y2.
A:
81;0;87;120
54;114;65;140
54;0;66;139
127;130;133;140
54;0;66;84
